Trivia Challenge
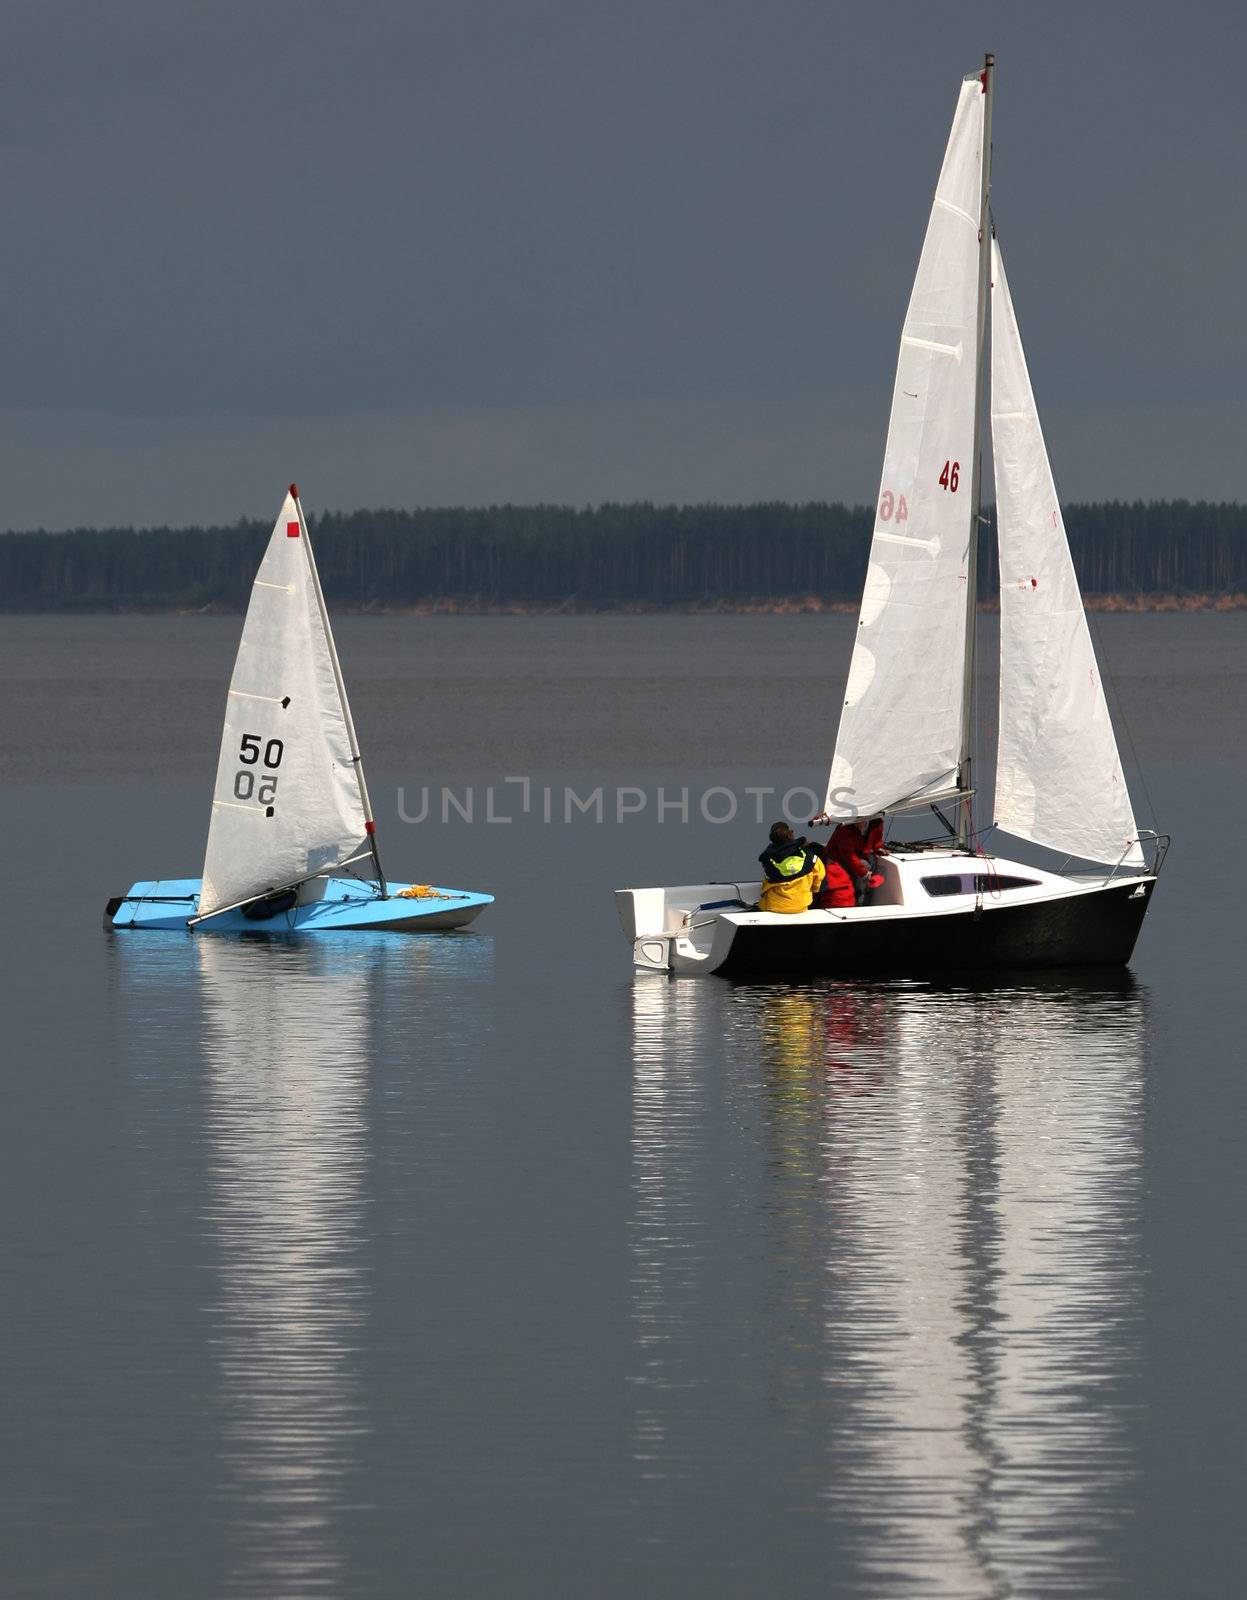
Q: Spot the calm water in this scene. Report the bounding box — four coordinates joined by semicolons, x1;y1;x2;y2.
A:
1;614;1244;1598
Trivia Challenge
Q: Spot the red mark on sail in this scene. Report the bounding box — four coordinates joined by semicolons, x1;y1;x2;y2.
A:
287;522;300;538
1031;577;1038;588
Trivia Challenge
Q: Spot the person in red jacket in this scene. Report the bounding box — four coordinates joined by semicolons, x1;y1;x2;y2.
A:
821;817;886;906
812;851;856;909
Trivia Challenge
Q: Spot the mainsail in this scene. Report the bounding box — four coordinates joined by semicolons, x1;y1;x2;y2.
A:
824;73;986;820
990;240;1144;867
199;489;375;918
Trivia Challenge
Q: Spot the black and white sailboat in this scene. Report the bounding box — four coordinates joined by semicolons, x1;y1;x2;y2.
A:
616;57;1166;978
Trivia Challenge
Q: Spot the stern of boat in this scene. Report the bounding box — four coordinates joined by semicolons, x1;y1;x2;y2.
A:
615;882;761;974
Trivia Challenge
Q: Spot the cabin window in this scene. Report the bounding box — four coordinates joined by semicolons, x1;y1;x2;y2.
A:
921;873;1041;897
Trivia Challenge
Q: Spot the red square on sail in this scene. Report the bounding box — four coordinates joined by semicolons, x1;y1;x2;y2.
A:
287;522;300;538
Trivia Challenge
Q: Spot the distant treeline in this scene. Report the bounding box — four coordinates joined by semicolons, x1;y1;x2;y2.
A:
1;500;1244;612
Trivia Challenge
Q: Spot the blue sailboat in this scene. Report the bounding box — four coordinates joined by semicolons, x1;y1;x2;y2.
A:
107;487;492;934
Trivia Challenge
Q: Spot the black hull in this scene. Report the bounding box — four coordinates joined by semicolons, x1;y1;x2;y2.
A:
715;879;1155;982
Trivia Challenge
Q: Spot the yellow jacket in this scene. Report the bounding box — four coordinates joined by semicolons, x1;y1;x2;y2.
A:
758;852;825;914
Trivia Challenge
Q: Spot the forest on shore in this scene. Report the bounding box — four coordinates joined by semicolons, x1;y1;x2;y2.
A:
1;500;1244;612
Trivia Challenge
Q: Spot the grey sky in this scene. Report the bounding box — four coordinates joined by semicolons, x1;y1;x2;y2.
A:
3;0;1244;529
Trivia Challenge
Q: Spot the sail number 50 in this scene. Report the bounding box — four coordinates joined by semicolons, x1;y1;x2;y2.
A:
234;733;284;805
239;735;284;768
938;460;960;491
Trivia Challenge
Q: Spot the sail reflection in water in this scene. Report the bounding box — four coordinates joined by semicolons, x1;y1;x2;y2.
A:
629;973;1147;1597
198;936;376;1595
108;929;493;1597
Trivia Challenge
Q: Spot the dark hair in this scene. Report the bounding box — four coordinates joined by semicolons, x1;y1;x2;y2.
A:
769;821;793;844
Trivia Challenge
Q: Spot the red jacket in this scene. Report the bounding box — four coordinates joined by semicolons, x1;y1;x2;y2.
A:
812;858;856;909
827;822;871;879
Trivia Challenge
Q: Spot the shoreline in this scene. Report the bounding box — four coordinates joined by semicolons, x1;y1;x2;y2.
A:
6;591;1246;618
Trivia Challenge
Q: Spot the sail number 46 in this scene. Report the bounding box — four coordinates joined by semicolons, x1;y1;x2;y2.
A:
234;733;284;806
880;460;959;519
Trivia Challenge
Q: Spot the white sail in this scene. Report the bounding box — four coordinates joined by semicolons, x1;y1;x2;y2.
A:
991;240;1144;868
824;73;986;820
199;490;372;917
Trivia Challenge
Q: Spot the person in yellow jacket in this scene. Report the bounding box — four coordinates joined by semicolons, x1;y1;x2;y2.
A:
757;822;825;913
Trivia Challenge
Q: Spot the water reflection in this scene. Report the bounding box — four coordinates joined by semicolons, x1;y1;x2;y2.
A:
629;972;1147;1596
196;936;375;1597
110;930;492;1598
629;978;717;1483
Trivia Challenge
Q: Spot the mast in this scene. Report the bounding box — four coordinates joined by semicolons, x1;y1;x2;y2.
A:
290;484;389;898
957;52;994;851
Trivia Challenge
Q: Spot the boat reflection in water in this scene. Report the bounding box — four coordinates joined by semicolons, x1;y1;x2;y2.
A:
196;934;377;1596
110;929;488;1598
629;971;1147;1595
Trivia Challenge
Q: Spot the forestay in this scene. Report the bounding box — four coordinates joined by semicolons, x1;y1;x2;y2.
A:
199;491;372;917
991;240;1144;867
824;73;985;820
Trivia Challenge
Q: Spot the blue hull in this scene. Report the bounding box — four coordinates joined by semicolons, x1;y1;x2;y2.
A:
107;878;493;933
